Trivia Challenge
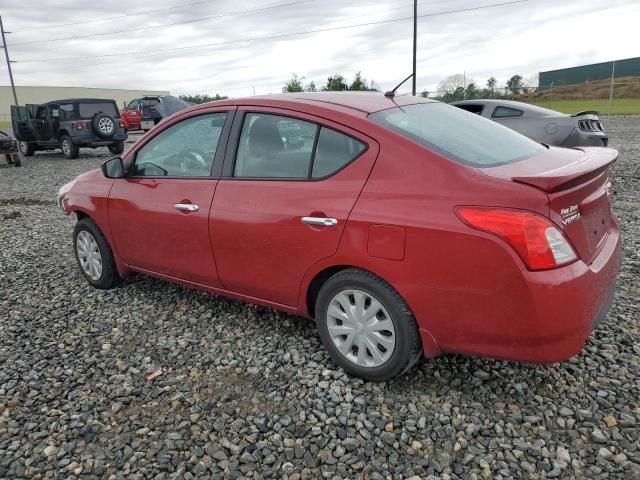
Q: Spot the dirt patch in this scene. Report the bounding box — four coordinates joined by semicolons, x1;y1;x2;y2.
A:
1;211;22;220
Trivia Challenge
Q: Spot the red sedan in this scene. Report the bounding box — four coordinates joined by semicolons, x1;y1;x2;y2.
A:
57;92;622;381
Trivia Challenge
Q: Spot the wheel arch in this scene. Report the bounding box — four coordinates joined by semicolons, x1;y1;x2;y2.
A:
58;129;70;141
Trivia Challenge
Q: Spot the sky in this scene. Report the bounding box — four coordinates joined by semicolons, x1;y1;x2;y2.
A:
1;0;638;97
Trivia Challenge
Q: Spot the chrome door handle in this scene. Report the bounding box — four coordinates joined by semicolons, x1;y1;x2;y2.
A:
301;216;338;227
174;203;199;212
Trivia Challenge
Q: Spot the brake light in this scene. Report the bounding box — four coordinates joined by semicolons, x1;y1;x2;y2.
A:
119;120;124;128
456;207;577;270
73;121;85;130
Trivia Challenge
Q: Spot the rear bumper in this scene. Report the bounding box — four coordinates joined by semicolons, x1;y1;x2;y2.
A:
562;128;608;147
412;219;622;362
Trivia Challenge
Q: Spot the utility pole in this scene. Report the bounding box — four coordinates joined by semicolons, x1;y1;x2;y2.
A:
412;0;417;95
0;16;19;107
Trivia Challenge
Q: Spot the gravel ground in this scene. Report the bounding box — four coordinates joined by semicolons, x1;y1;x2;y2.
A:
1;120;639;480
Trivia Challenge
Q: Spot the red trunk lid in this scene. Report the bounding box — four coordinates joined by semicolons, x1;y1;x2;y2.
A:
482;146;618;264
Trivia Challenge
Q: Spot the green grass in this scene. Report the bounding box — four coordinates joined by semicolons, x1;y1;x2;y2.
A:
522;98;640;115
0;121;10;130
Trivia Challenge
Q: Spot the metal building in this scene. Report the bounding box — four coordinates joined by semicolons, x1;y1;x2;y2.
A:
539;57;640;89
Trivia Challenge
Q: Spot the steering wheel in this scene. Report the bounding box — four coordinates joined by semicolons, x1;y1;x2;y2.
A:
176;148;209;175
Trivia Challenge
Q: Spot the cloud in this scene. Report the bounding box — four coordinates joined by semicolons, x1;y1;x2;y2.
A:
2;0;638;96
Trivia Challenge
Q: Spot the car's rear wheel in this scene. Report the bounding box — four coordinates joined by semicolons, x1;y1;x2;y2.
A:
108;141;125;155
315;269;422;381
61;135;79;159
73;218;120;289
18;141;34;157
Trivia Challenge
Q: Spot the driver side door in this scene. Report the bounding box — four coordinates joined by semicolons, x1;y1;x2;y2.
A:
26;104;52;141
108;109;234;286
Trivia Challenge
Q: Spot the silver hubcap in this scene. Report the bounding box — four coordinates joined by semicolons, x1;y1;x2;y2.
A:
327;289;396;368
76;230;102;280
62;140;71;155
20;141;28;153
99;117;113;133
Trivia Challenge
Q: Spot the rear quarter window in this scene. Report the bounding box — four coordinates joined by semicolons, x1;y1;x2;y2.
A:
369;103;544;167
492;106;524;118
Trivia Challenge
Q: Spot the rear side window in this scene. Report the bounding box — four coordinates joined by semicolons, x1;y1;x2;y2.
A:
369;103;544;167
492;106;524;118
59;104;74;121
234;113;366;179
235;113;316;178
79;102;118;118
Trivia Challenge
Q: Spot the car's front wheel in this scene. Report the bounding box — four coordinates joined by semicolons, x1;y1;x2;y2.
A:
315;269;422;381
18;141;34;157
73;218;120;289
108;141;125;155
61;135;79;159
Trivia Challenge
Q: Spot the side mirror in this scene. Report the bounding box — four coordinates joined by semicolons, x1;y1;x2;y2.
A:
101;157;125;179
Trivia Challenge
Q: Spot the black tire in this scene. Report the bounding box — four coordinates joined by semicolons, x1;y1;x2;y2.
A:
13;155;21;167
108;141;125;155
73;218;120;289
5;153;13;165
18;141;34;156
60;135;79;159
315;269;422;381
92;113;117;139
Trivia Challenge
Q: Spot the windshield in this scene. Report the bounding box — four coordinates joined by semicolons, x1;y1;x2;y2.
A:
369;103;545;167
78;102;118;118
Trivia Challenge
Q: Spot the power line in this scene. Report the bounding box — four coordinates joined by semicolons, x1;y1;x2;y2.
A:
9;0;464;47
9;0;223;33
13;0;528;64
9;0;316;46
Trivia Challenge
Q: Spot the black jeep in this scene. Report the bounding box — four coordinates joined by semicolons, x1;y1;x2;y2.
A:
11;98;128;159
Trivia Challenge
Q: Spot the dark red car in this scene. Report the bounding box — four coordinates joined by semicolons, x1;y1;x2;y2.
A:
58;92;621;381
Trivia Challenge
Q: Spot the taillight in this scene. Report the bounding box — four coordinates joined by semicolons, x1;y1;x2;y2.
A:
456;207;577;270
119;120;124;128
73;121;85;130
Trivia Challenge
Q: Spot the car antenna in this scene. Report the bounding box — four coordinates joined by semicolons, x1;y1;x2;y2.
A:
385;73;415;98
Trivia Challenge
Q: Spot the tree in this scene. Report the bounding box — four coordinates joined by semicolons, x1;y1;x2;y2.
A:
323;74;348;91
349;72;376;91
486;77;497;97
465;82;478;100
306;81;317;92
179;93;228;104
420;89;429;98
438;74;465;96
506;74;524;95
283;74;305;93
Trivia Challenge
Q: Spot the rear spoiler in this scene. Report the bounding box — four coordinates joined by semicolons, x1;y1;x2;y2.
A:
512;147;618;193
571;110;600;117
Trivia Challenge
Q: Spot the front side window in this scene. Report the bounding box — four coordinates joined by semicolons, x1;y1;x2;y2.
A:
234;113;366;179
492;106;524;118
127;100;140;111
132;113;227;177
369;103;544;167
79;102;118;118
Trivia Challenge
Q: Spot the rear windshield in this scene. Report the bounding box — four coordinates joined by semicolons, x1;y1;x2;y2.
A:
369;103;545;167
142;99;160;107
78;102;118;118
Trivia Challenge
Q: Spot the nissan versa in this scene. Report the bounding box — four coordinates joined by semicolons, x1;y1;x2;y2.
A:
57;92;622;381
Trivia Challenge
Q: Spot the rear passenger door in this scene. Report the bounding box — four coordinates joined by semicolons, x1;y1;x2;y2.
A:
211;107;379;307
